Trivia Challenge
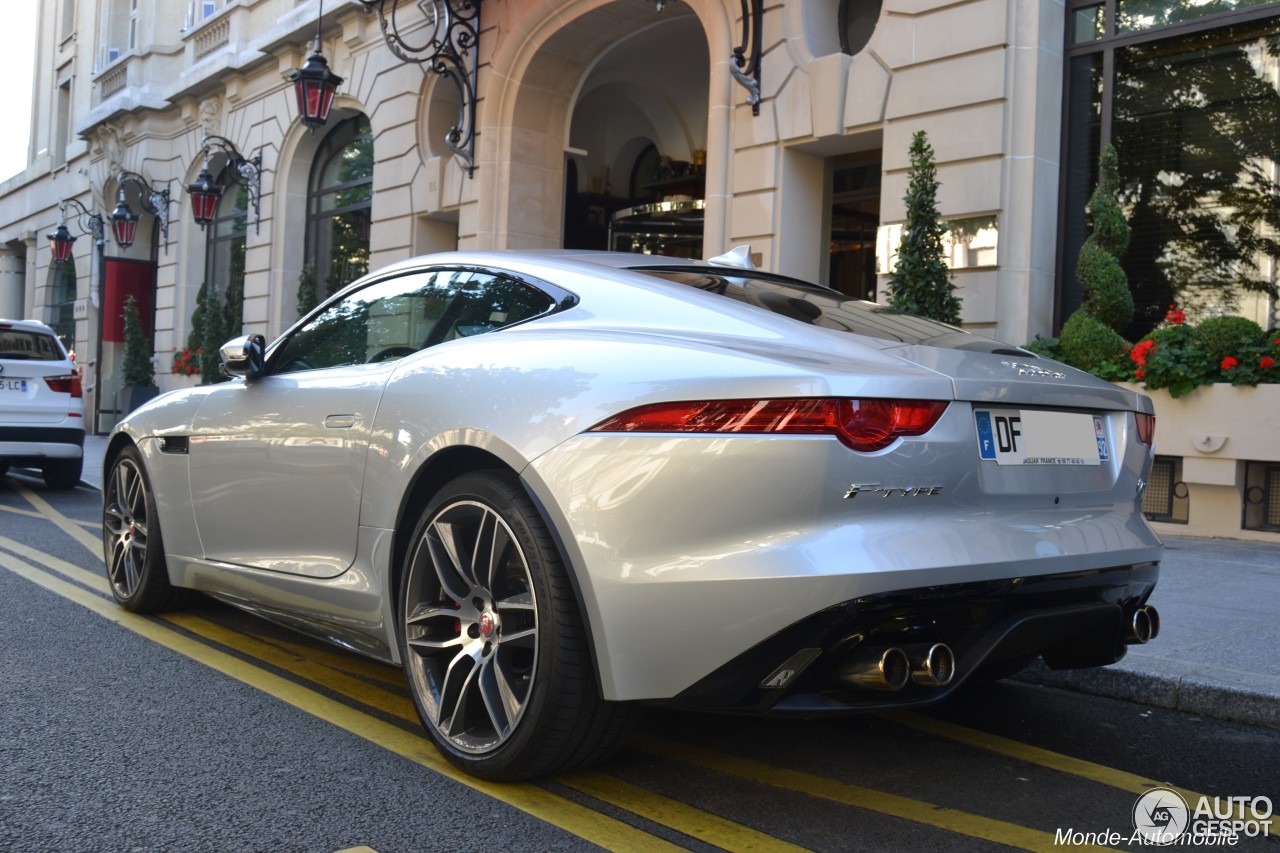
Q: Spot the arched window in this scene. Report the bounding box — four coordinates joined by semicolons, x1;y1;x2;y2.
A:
204;167;248;337
51;257;77;351
839;0;882;55
307;115;373;298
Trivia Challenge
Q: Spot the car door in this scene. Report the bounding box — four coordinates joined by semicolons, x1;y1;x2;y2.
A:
187;268;478;578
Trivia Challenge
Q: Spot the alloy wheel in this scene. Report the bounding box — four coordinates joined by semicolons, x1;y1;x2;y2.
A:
104;456;149;600
403;499;539;754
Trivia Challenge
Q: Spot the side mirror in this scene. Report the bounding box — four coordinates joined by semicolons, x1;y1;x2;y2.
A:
219;334;266;379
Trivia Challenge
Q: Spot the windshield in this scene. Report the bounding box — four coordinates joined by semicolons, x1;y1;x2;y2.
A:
636;267;1025;353
0;329;64;360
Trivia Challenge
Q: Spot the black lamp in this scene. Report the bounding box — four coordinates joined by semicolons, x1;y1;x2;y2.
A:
187;163;223;227
112;172;171;252
289;1;343;132
47;199;105;265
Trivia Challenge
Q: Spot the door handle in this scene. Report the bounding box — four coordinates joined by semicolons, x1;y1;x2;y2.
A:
324;414;357;429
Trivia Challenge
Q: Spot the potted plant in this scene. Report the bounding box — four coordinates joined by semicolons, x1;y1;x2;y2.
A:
121;294;159;413
886;130;962;325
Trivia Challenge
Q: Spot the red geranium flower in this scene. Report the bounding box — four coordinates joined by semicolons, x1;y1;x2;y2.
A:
1130;340;1156;365
1164;305;1186;325
1221;356;1239;370
1262;357;1276;370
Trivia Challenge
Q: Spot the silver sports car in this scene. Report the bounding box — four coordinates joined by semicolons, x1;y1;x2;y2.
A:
103;249;1162;780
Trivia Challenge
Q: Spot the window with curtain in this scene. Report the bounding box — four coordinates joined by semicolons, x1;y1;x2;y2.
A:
307;115;373;299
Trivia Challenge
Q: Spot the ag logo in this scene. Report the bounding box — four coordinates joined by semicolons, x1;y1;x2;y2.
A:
1133;787;1189;844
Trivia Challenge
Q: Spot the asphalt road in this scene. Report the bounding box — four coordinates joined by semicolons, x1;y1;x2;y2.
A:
1;471;1277;853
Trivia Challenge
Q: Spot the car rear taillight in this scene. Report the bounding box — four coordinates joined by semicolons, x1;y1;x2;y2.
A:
44;373;83;398
588;398;949;452
1135;412;1155;445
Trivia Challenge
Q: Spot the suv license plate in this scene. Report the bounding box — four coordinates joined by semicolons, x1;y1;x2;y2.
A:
975;409;1108;466
0;379;28;392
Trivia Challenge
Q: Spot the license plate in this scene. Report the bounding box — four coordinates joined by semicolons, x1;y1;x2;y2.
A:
0;379;27;392
975;409;1108;465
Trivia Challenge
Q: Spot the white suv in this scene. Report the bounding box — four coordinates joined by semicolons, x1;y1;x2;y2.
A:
0;319;85;489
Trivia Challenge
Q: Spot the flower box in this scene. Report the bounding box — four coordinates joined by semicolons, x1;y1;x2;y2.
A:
1120;381;1280;541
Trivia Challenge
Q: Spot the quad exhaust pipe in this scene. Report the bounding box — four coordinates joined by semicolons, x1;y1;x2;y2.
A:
905;643;956;687
837;643;956;692
1124;605;1161;644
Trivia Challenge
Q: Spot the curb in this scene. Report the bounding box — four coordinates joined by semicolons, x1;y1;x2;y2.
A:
1016;660;1280;730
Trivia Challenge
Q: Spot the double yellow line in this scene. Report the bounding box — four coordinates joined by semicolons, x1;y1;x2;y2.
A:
3;482;1264;851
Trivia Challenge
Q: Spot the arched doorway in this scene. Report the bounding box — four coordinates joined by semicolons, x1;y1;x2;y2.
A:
564;13;709;257
490;2;714;254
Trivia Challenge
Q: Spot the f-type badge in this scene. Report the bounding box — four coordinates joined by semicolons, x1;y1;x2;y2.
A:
843;483;943;500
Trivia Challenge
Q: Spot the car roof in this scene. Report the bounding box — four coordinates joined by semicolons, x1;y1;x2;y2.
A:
0;318;59;334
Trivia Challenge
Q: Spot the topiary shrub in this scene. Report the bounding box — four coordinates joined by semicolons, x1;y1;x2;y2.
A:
1075;241;1133;332
1077;145;1133;333
296;262;319;318
198;283;228;385
1194;316;1266;366
121;295;155;389
887;130;962;325
1054;144;1134;371
1057;312;1130;379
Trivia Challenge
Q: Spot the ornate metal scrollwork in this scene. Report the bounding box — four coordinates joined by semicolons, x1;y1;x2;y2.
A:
360;0;480;176
733;0;763;115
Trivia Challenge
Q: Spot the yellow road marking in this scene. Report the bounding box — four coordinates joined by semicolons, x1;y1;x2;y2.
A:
885;711;1274;833
631;733;1122;853
161;612;419;723
0;533;110;593
559;770;812;853
0;551;684;853
0;503;47;520
238;630;408;688
16;482;101;555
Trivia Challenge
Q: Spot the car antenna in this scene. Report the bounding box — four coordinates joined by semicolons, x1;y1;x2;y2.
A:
708;245;756;271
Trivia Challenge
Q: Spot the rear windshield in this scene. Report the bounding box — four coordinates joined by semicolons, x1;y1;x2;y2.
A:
0;329;64;361
636;267;1021;353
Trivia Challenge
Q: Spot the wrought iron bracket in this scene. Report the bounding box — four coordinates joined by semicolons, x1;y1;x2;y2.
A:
733;0;763;115
359;0;480;176
199;135;264;234
117;171;173;253
59;199;106;249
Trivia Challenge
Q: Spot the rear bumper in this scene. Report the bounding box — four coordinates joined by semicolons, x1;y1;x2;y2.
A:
660;562;1159;715
0;426;86;460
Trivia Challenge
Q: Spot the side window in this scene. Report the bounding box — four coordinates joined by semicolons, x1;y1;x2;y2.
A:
270;269;555;374
422;272;555;347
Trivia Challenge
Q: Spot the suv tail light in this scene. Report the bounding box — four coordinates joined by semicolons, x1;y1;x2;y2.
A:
588;398;949;452
1135;412;1155;445
44;372;83;398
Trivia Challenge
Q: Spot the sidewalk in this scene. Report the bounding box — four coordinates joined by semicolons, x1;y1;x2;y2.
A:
1016;536;1280;730
77;434;1280;729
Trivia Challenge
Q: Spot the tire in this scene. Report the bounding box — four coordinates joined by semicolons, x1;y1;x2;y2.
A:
42;457;83;490
399;470;640;781
102;445;189;613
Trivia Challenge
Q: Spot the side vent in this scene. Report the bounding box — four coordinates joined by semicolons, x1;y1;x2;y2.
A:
160;436;190;455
